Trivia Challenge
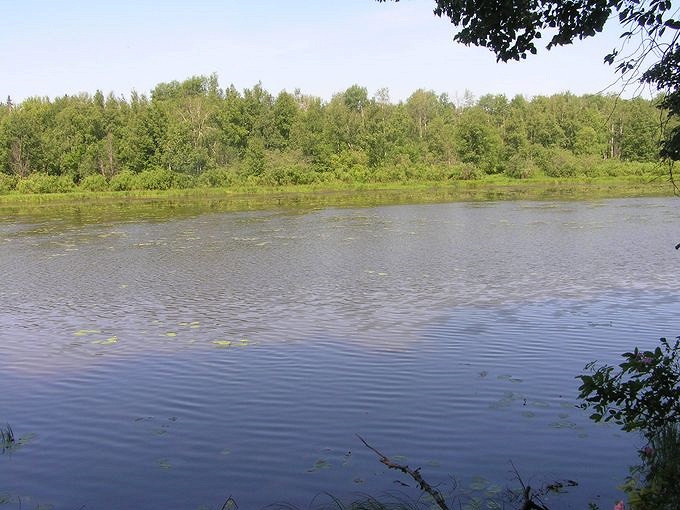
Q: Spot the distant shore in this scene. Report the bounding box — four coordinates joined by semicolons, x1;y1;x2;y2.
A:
0;175;673;212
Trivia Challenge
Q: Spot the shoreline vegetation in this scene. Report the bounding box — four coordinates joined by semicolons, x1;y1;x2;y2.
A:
1;74;676;213
0;174;673;212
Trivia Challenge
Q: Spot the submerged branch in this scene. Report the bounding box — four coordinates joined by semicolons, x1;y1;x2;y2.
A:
356;434;450;510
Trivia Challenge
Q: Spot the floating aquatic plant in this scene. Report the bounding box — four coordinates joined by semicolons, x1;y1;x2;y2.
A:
92;336;118;345
73;329;101;336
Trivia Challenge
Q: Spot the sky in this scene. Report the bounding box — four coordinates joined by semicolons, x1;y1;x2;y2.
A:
1;0;650;103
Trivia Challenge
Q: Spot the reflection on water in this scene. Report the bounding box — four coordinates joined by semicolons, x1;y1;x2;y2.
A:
1;197;679;509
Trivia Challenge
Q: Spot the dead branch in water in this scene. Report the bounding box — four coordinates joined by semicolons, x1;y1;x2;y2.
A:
356;434;450;510
510;461;551;510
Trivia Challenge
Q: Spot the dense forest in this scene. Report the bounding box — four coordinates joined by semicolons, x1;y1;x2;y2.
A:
0;74;668;193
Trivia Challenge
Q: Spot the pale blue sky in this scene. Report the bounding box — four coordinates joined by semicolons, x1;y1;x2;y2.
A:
2;0;645;102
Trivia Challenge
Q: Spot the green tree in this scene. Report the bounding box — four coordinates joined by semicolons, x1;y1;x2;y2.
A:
380;0;680;159
455;107;503;173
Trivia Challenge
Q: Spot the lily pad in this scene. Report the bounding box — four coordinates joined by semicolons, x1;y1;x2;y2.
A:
92;336;118;345
469;476;490;491
165;332;177;337
213;340;232;348
549;420;577;430
73;329;101;336
307;458;331;472
157;458;172;469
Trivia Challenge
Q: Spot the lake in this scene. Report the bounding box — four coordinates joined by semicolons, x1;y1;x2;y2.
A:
1;196;679;509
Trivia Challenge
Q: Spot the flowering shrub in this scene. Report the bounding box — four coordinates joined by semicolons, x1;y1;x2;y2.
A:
579;337;680;510
577;337;680;434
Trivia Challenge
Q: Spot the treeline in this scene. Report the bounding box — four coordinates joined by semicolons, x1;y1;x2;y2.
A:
0;74;668;193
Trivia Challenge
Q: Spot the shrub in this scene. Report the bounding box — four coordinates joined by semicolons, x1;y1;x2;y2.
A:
420;165;453;182
196;168;239;188
132;168;195;190
109;170;136;191
579;337;680;510
79;174;109;192
371;165;407;183
259;166;317;186
622;424;680;510
170;172;195;189
455;163;483;180
578;338;680;433
16;173;74;194
132;168;175;190
504;153;538;179
328;150;370;183
259;151;317;186
537;147;584;178
0;173;17;193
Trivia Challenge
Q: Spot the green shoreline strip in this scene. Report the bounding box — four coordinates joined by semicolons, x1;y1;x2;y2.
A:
0;176;672;209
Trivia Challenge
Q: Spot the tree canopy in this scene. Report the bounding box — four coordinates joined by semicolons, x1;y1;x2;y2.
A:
0;76;665;194
381;0;680;159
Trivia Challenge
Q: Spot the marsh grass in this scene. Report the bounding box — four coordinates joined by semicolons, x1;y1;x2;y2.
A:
0;424;15;451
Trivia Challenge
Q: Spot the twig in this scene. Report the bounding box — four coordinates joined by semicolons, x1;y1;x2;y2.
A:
220;496;238;510
356;434;450;510
509;461;551;510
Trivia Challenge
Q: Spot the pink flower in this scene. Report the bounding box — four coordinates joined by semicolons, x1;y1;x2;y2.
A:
614;501;625;510
642;446;654;457
635;353;654;365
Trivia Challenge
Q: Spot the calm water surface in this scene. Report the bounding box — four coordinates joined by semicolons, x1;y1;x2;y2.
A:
1;197;679;509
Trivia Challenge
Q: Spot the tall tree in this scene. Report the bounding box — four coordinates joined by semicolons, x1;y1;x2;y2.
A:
380;0;680;159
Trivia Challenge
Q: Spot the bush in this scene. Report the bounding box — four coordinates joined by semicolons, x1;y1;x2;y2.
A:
259;151;317;186
454;163;483;180
259;166;317;186
170;172;195;189
578;338;680;433
579;337;680;510
133;168;176;190
132;168;195;190
504;153;538;179
587;160;659;177
79;174;109;192
0;173;17;193
328;150;370;183
371;165;407;183
622;424;680;510
196;167;239;188
109;170;136;191
536;147;584;178
420;165;454;182
16;173;74;194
